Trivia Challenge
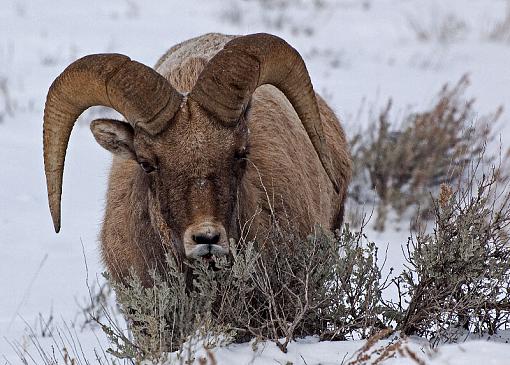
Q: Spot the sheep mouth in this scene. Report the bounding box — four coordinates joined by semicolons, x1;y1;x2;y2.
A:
184;243;229;272
185;243;229;259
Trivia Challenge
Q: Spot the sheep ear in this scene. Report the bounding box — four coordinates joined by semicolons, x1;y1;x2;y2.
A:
90;119;136;160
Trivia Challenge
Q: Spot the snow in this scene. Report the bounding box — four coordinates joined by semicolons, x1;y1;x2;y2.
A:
184;337;510;365
1;0;510;364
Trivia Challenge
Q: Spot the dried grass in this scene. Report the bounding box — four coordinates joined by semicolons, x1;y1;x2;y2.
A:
0;76;15;122
350;75;503;230
406;10;468;44
487;0;510;43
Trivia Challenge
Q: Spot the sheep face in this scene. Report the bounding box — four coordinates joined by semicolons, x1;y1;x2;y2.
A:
91;97;249;260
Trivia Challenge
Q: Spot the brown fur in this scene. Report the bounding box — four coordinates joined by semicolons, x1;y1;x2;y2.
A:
98;34;352;285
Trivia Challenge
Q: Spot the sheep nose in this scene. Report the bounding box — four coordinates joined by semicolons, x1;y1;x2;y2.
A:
183;221;229;259
192;232;220;246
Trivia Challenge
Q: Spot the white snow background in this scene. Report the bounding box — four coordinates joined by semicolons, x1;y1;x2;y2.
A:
1;0;510;363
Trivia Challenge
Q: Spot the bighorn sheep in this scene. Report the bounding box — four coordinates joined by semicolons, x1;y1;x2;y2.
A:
43;33;351;284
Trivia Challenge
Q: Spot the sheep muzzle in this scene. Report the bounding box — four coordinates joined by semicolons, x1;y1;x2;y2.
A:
183;221;230;260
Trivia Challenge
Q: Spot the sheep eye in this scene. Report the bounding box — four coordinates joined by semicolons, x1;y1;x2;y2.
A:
139;161;155;173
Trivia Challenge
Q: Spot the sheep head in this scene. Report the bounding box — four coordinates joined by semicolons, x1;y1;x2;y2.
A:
43;33;338;261
90;98;249;261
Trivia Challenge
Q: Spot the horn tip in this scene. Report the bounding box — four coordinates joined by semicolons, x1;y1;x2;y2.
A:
51;211;61;233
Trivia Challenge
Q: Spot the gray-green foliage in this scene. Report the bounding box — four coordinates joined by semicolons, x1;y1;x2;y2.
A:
101;225;387;360
386;170;510;344
105;242;255;363
321;225;388;340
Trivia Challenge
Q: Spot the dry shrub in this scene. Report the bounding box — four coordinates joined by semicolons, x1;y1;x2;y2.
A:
345;329;428;365
319;223;389;341
8;319;118;365
75;279;114;331
487;0;510;43
350;75;503;230
345;328;395;365
407;11;468;44
238;222;388;349
99;221;387;361
220;0;325;36
227;226;340;352
103;252;237;363
0;76;16;122
385;163;510;345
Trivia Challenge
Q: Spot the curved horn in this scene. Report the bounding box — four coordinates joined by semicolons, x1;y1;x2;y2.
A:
190;33;339;193
44;53;183;232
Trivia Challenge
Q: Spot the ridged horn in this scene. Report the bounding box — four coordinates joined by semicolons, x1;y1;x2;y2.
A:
190;33;339;193
43;53;183;232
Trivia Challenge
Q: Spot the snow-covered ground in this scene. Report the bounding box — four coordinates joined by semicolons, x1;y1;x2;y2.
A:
184;335;510;365
1;0;510;363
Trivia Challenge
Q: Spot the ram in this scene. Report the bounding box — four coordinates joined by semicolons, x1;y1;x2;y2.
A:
43;33;351;285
